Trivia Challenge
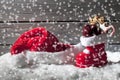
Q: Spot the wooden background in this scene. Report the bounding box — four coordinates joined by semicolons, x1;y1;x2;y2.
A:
0;0;120;54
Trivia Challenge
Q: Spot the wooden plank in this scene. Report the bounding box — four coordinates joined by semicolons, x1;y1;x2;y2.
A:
0;22;120;45
14;0;57;4
0;46;10;55
0;22;120;54
13;0;119;4
0;22;84;44
0;0;120;21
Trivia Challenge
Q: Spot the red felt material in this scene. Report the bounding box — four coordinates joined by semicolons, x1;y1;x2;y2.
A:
75;43;107;68
10;27;71;55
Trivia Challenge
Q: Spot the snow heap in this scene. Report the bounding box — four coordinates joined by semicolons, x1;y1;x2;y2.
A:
0;49;120;80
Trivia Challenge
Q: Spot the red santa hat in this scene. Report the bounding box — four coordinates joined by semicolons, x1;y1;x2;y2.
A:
10;27;71;55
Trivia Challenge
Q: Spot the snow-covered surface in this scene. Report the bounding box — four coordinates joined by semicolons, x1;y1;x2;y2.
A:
0;45;120;80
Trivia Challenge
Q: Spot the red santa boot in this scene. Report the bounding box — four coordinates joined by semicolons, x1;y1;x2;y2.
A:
93;43;107;67
75;45;96;68
75;35;107;68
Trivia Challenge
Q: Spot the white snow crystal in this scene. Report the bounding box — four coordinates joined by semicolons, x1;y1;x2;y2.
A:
9;53;28;68
0;49;120;80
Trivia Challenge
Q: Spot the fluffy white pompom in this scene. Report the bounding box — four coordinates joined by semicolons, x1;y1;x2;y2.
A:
83;49;90;54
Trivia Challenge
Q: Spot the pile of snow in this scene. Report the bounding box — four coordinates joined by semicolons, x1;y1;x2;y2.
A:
106;51;120;63
0;50;120;80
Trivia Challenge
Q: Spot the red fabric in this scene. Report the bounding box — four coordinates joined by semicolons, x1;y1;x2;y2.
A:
76;23;106;68
10;27;71;55
75;43;107;68
82;24;102;37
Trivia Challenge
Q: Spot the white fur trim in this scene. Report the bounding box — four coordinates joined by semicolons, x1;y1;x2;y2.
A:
83;49;90;54
80;34;107;47
80;36;96;47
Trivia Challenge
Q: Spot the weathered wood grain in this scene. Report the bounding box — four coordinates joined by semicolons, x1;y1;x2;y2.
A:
0;0;120;54
0;0;119;21
0;22;120;53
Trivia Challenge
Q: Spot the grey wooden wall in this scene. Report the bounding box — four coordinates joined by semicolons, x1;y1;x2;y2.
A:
0;0;120;54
